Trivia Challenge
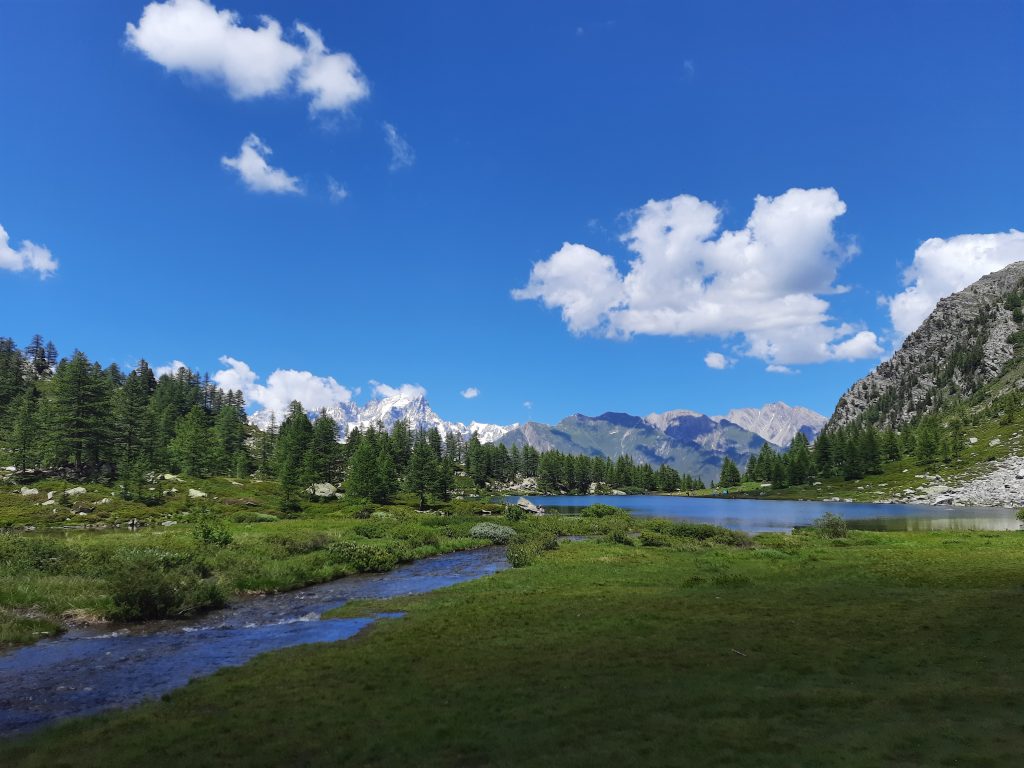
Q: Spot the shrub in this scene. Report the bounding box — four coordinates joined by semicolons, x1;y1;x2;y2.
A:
190;510;233;548
105;550;224;621
264;532;332;555
469;522;517;544
327;541;399;573
608;529;635;546
229;511;279;523
506;538;539;567
581;504;625;518
504;504;526;522
1016;508;1024;522
639;531;671;547
813;511;848;539
670;522;750;547
0;533;79;574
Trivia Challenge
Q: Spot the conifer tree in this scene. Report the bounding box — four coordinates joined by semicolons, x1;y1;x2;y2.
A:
405;439;439;509
169;405;212;477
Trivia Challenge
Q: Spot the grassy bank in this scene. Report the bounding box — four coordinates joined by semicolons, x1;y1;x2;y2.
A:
4;526;1024;766
0;475;539;648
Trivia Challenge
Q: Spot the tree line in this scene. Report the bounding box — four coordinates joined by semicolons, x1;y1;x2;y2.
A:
1;338;700;510
719;415;970;489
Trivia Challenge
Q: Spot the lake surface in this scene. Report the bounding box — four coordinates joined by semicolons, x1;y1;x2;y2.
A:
512;495;1022;534
0;547;509;737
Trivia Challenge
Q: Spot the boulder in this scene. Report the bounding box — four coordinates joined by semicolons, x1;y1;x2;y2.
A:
47;491;54;500
163;474;179;481
610;489;627;496
307;482;338;499
161;521;177;526
968;437;979;444
41;499;56;506
187;488;207;499
515;497;541;514
20;487;39;496
64;487;87;497
990;438;1002;447
96;498;111;505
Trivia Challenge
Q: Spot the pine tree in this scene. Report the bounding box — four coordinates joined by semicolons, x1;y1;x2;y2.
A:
6;388;38;471
346;439;383;501
406;439;439;509
719;457;741;487
169;406;212;477
48;351;111;473
275;402;313;510
305;411;341;486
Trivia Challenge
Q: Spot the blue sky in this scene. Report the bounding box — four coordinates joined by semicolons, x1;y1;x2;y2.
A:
1;0;1022;426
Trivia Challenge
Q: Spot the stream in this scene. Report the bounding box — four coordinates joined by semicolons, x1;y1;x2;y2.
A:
0;546;509;737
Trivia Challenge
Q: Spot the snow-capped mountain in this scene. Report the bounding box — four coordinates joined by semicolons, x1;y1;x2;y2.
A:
716;402;826;446
249;393;516;444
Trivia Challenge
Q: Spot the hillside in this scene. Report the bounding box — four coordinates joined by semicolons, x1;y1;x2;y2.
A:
829;260;1024;430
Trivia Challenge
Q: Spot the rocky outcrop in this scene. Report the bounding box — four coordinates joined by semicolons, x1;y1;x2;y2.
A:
829;261;1024;429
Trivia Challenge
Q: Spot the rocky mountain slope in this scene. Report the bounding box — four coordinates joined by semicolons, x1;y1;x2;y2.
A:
715;402;826;446
497;405;819;483
829;261;1024;430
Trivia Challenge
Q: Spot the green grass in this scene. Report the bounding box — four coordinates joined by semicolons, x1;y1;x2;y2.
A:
0;476;540;647
4;529;1024;766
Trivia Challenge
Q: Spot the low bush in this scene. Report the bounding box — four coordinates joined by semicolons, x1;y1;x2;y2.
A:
469;522;517;544
580;504;625;518
190;514;233;548
506;538;539;567
503;504;526;522
813;511;848;539
608;529;635;547
327;541;399;573
104;549;224;621
639;531;671;547
0;533;79;574
670;522;750;547
229;511;278;524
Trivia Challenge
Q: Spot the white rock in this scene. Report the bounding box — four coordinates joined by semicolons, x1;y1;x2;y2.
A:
516;496;542;514
20;487;39;496
64;487;87;497
306;483;338;499
42;499;56;506
161;521;177;526
47;491;54;500
96;498;111;505
187;489;207;499
990;438;1002;447
163;474;179;481
968;437;979;444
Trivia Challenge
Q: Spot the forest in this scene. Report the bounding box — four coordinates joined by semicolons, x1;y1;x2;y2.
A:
0;336;699;509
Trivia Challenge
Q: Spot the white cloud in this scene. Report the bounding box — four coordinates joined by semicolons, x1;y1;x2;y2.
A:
523;400;533;410
885;230;1024;338
513;187;881;366
0;224;58;279
704;352;732;370
460;387;480;399
370;380;427;400
383;122;415;171
511;243;625;334
215;356;352;416
766;364;796;374
327;176;348;202
155;360;190;378
126;0;368;112
221;134;302;194
293;23;369;113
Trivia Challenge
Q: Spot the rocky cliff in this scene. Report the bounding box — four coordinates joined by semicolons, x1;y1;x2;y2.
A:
829;261;1024;429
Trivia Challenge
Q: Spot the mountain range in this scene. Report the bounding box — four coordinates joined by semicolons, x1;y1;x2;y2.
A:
250;394;824;485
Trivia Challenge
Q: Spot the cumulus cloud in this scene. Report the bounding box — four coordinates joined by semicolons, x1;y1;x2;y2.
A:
703;352;732;370
513;187;882;366
511;243;624;334
371;380;427;400
766;364;796;374
460;387;480;399
0;224;58;278
221;134;302;194
126;0;368;113
885;230;1024;338
155;360;190;378
383;122;415;171
327;176;348;202
215;356;352;416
